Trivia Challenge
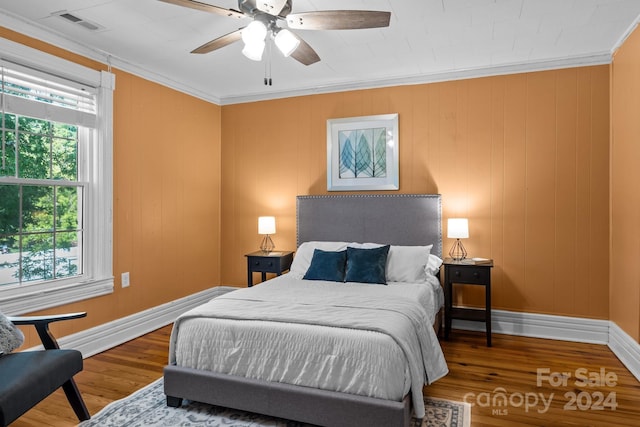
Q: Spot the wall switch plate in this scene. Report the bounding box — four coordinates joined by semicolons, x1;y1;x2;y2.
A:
121;272;130;288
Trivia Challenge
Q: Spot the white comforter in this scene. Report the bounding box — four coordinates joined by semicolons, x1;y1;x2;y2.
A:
169;274;448;419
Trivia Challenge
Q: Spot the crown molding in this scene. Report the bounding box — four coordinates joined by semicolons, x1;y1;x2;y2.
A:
611;13;640;55
219;52;612;105
0;9;222;105
0;8;614;107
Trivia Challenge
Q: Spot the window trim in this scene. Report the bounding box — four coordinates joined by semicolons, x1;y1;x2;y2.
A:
0;38;114;315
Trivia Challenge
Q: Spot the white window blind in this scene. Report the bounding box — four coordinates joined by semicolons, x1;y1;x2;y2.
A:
0;60;97;127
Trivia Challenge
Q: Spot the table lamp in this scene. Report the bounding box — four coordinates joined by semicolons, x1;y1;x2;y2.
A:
258;216;276;253
448;218;468;260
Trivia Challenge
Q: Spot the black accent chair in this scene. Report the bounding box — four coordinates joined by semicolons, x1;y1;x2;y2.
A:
0;312;90;426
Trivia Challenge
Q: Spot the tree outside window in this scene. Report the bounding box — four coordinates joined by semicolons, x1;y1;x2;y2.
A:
0;113;83;286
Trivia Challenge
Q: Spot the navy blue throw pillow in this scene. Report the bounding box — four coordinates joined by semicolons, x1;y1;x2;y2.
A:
303;249;347;282
345;245;390;285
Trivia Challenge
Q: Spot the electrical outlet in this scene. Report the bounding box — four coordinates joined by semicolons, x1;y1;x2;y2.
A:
121;272;130;288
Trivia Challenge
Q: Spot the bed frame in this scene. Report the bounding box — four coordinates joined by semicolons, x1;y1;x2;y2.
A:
164;194;442;427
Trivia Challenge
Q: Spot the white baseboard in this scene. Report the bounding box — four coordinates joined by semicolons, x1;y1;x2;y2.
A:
608;322;640;382
54;286;239;357
452;309;610;344
452;309;640;381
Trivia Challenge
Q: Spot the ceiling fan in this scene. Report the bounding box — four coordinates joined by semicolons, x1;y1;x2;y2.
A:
158;0;391;67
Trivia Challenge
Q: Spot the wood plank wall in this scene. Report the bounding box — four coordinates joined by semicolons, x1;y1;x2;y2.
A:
611;26;640;342
221;67;610;321
0;28;223;348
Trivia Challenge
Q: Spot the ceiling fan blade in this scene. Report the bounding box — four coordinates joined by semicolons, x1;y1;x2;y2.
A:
290;36;320;66
191;29;244;54
286;10;391;30
158;0;245;19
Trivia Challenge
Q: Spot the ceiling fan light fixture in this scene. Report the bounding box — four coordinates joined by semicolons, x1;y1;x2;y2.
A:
242;39;266;61
274;28;300;57
162;0;392;68
241;20;268;45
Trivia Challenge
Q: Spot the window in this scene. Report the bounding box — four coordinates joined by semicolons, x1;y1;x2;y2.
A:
0;38;114;314
1;115;84;285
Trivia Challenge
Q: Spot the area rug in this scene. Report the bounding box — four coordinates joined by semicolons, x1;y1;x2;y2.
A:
78;378;471;427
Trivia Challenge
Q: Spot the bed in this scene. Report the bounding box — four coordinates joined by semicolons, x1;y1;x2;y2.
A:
164;194;448;427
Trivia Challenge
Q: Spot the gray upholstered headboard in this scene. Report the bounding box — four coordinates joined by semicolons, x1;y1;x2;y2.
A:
296;194;442;258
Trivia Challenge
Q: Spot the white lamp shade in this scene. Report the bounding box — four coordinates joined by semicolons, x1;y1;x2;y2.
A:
241;20;267;45
274;29;300;57
242;40;266;61
258;216;276;235
447;218;469;239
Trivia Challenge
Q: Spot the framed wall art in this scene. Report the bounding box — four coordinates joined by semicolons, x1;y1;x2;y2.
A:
326;113;399;191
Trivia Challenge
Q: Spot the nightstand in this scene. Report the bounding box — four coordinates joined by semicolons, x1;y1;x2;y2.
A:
245;251;294;287
443;258;494;346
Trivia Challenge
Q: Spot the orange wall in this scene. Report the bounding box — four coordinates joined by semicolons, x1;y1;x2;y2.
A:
0;28;223;347
221;68;611;320
610;26;640;342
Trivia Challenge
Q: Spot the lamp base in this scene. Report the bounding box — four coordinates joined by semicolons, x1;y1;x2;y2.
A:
260;235;275;253
448;239;467;261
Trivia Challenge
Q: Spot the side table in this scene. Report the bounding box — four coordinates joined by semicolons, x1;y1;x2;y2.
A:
443;258;494;346
245;251;294;287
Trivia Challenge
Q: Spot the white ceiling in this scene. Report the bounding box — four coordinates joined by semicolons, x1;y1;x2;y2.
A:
0;0;639;105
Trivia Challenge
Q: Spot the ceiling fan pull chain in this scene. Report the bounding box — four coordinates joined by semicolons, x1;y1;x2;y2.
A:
269;41;272;85
263;39;273;85
264;41;268;85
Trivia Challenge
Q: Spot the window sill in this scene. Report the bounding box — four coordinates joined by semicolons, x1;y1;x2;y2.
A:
0;277;114;315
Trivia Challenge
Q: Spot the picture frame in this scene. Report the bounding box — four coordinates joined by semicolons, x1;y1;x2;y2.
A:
326;113;399;191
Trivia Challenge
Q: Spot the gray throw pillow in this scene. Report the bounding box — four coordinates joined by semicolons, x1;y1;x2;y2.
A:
0;310;24;355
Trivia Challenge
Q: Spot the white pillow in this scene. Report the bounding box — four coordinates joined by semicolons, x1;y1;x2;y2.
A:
426;254;443;276
349;242;383;249
349;242;435;283
386;244;433;282
290;241;350;278
0;310;24;355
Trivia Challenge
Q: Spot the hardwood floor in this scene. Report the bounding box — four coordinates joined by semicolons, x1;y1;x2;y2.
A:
11;326;640;426
429;331;640;426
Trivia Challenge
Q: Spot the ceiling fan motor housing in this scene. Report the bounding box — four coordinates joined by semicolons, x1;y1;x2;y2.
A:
239;0;292;17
